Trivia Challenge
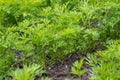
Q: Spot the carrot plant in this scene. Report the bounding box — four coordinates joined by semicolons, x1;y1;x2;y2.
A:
71;59;88;80
0;0;120;79
10;64;45;80
87;40;120;80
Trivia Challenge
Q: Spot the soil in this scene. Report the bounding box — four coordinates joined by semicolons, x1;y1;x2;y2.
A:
14;51;90;80
15;45;103;80
42;45;104;80
12;41;107;80
45;53;90;80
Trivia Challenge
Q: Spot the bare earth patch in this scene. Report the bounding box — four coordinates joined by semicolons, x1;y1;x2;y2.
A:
46;53;90;80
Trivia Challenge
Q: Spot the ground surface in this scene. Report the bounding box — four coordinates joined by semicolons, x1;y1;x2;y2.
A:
46;53;90;80
44;45;103;80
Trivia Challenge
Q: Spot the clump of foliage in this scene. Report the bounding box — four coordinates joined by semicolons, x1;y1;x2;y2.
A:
10;64;45;80
71;59;88;80
0;45;15;79
87;40;120;80
0;0;120;79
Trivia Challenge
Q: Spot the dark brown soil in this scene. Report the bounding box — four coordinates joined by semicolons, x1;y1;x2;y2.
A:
41;44;104;80
15;44;103;80
46;53;90;80
14;51;90;80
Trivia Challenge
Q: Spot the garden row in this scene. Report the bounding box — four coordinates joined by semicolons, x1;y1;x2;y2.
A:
0;0;120;80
